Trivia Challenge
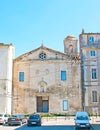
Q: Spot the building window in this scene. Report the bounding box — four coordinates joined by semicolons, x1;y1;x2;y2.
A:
92;91;97;102
39;52;46;60
92;69;97;79
89;37;94;43
63;100;68;111
61;71;66;81
90;51;96;56
19;72;24;82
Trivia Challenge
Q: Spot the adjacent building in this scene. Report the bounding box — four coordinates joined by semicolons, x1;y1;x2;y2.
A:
79;29;100;114
0;43;14;114
12;36;82;114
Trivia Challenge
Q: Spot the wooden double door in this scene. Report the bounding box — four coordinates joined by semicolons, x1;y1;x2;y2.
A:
37;96;49;113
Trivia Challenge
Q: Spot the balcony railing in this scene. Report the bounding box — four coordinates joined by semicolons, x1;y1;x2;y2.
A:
81;42;100;48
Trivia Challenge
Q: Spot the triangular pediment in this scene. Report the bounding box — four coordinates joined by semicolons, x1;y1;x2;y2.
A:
15;45;67;61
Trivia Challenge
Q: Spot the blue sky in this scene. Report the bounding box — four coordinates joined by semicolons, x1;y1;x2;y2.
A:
0;0;100;57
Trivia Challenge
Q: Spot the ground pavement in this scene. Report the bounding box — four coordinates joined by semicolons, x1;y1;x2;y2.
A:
42;116;100;126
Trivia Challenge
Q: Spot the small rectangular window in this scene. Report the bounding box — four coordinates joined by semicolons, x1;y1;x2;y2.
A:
92;69;97;79
61;71;66;81
92;91;97;102
19;72;24;82
63;100;68;111
90;51;95;56
89;37;94;43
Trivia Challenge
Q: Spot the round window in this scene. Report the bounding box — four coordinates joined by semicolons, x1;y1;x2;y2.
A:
39;52;46;60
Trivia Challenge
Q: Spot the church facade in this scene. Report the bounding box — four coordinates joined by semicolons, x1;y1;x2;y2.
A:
12;35;82;114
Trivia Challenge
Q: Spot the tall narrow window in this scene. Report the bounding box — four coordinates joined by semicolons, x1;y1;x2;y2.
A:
92;69;97;79
92;91;97;102
63;100;68;111
61;71;66;81
90;51;96;56
19;72;24;82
